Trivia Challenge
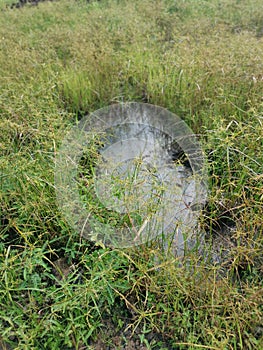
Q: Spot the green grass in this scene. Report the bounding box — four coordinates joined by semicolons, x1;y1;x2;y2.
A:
0;0;262;349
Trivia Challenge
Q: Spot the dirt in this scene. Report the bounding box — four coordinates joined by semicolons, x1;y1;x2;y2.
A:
8;0;98;9
89;315;172;350
9;0;56;9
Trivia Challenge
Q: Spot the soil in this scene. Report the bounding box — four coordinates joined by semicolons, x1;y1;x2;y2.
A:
8;0;99;9
9;0;56;9
89;315;172;350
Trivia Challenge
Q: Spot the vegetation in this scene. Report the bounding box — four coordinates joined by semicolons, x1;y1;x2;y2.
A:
0;0;262;349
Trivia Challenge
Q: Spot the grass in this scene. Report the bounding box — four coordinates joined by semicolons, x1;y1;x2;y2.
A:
0;0;262;349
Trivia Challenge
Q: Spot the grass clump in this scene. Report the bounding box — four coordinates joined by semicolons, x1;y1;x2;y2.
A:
0;0;262;349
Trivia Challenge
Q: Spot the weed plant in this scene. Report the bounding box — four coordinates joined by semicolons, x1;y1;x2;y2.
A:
0;0;262;349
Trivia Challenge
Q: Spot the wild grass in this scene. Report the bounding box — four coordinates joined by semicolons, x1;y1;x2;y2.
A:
0;0;262;349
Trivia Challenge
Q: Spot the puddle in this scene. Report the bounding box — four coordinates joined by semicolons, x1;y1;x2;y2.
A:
55;102;208;253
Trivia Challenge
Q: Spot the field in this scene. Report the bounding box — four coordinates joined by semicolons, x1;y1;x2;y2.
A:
0;0;262;349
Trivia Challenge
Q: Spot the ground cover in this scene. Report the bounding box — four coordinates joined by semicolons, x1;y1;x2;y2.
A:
0;0;262;349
